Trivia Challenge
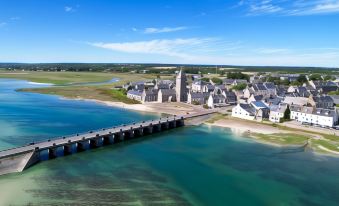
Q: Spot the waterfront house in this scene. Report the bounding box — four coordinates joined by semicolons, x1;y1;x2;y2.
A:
127;90;143;101
290;105;338;127
207;94;227;108
269;103;288;123
232;104;256;120
309;96;334;109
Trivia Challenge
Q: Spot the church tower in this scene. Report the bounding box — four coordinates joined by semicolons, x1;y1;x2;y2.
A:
176;69;188;102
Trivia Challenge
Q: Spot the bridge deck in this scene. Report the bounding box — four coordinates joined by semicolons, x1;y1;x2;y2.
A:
0;111;216;159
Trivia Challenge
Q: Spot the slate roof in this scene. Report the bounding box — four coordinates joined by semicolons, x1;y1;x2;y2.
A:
159;89;176;95
190;92;209;99
312;96;334;103
253;83;267;91
251;101;268;109
264;82;276;90
239;104;256;115
127;90;142;96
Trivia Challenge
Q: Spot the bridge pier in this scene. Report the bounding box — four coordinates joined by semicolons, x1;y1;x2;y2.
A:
77;140;89;152
153;123;161;133
103;135;114;145
64;144;74;156
161;121;169;130
176;118;184;127
48;148;57;159
90;138;101;149
133;127;143;137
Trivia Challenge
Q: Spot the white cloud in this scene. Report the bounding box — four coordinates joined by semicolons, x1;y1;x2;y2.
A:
0;22;7;28
10;17;20;21
131;27;138;32
144;26;188;34
239;0;339;16
88;38;339;67
89;38;214;59
65;6;75;12
256;48;289;54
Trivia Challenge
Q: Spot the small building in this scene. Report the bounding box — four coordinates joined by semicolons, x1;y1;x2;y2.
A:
283;96;309;106
191;80;206;93
224;91;237;105
232;104;256;120
309;96;334;109
207;94;227;108
269;103;288;123
290;105;338;127
142;89;158;102
202;84;215;93
158;89;176;103
127;90;143;101
187;91;209;105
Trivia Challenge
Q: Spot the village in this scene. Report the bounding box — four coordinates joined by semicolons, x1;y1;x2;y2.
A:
124;69;339;130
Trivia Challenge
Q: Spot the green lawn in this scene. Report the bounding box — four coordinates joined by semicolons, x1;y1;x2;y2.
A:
0;71;157;104
0;71;155;85
253;133;309;145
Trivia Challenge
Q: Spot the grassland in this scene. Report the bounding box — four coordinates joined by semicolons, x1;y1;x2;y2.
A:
0;71;157;104
252;133;309;146
209;116;339;155
0;71;155;85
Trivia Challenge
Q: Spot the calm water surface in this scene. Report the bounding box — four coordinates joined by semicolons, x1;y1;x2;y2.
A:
0;79;339;206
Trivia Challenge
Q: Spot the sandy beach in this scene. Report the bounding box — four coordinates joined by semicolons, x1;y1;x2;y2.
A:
210;118;285;134
66;97;206;116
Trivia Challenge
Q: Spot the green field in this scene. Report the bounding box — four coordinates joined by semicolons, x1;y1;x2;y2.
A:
253;133;309;146
0;71;157;104
0;71;155;85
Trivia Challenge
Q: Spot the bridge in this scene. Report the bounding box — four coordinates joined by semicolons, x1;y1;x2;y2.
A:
0;111;216;176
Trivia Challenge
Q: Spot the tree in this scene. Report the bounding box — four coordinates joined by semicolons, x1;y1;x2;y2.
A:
211;77;223;84
226;72;249;81
201;77;210;82
232;83;247;91
297;75;308;84
283;105;291;120
324;75;334;81
309;74;322;81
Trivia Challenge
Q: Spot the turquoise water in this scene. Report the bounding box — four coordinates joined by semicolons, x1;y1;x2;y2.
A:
0;79;339;205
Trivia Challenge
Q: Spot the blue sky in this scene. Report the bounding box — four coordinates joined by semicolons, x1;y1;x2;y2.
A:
0;0;339;67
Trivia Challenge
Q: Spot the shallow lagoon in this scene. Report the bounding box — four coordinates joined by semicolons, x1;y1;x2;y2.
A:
0;79;339;206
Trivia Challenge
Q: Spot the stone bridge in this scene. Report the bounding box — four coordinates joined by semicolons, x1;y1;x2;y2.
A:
0;111;216;176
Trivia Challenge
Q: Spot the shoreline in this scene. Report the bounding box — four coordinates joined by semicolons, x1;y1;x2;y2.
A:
59;96;339;157
59;96;207;116
9;78;339;158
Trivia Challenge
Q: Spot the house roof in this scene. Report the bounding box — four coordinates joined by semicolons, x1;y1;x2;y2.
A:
264;82;276;90
159;89;176;95
190;92;209;98
283;96;309;106
312;96;334;103
253;83;267;91
239;104;256;115
127;90;142;96
251;101;268;109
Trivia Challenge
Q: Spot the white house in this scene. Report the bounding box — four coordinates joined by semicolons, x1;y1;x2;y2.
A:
269;103;288;123
232;104;256;120
207;94;227;108
290;105;338;127
127;90;143;101
191;80;206;93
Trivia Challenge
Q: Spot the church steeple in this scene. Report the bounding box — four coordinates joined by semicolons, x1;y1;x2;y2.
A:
176;69;188;102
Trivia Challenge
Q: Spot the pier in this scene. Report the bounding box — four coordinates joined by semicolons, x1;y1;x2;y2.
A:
0;111;216;176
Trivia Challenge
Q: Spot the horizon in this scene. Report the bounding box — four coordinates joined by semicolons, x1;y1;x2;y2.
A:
0;0;339;67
